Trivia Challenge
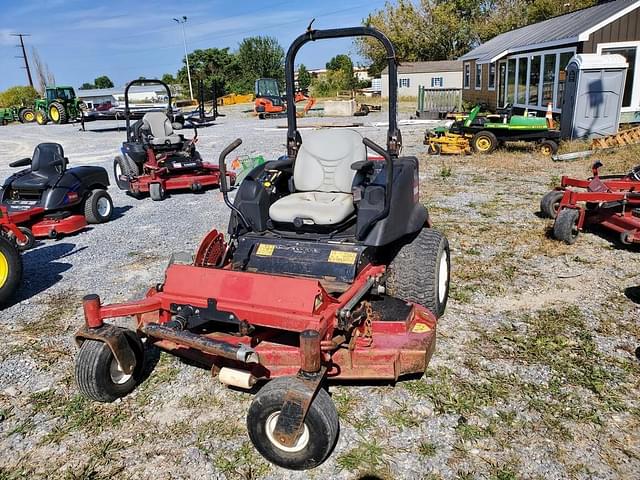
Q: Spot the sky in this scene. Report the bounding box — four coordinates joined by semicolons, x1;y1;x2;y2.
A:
0;0;388;91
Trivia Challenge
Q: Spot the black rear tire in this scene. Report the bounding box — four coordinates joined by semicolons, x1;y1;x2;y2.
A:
553;208;580;244
247;377;339;470
19;108;35;123
386;228;450;318
113;156;139;190
84;189;113;224
35;110;48;125
49;102;67;124
149;183;165;201
75;337;144;403
471;130;498;154
0;236;22;307
540;190;564;219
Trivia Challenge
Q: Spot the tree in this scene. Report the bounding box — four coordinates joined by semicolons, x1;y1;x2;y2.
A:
326;54;356;90
177;47;238;99
297;64;312;91
161;73;177;85
234;36;284;93
94;75;114;89
357;0;597;75
79;82;95;90
31;47;55;93
0;86;39;107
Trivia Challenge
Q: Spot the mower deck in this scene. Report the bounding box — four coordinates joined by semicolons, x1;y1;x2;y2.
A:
78;261;436;381
125;163;223;194
2;205;88;240
545;165;640;244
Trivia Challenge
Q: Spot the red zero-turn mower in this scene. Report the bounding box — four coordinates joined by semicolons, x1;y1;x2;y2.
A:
74;27;451;470
0;143;113;250
541;161;640;245
113;79;231;201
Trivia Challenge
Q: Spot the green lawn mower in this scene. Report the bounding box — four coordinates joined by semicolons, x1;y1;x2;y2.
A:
425;104;561;156
34;86;84;125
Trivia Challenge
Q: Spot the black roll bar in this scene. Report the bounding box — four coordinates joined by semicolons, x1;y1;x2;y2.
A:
284;26;400;158
124;79;172;142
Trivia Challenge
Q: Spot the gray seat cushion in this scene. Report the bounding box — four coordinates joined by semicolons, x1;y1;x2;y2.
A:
269;192;354;225
269;129;365;225
142;112;183;146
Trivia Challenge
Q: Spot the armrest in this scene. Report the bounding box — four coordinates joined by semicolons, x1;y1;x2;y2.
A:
9;157;31;168
351;160;375;171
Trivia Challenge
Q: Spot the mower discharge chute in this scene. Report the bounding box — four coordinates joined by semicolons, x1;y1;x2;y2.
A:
74;26;450;470
542;161;640;245
113;79;232;201
0;143;113;249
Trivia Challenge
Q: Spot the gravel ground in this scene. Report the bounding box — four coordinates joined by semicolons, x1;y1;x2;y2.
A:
0;105;638;480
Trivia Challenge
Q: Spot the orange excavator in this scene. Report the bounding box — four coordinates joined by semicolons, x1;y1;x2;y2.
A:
253;78;315;119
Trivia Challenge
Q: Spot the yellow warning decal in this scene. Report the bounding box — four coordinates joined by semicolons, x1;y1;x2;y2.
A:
328;250;357;264
256;244;276;256
412;322;431;333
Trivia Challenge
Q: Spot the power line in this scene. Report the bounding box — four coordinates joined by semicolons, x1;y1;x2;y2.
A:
11;33;34;87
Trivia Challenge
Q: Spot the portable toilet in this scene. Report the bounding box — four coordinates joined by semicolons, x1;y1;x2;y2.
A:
560;54;628;140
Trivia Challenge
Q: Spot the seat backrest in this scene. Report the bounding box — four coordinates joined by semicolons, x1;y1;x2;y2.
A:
294;129;365;193
142;112;174;138
31;143;66;173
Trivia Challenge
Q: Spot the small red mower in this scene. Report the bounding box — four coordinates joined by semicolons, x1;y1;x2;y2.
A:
1;143;113;250
114;79;232;201
541;161;640;244
74;27;450;470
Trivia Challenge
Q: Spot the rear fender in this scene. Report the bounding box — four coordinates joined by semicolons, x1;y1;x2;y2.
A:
74;324;141;374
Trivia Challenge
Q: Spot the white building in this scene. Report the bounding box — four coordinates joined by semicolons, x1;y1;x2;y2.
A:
381;60;463;97
76;85;171;109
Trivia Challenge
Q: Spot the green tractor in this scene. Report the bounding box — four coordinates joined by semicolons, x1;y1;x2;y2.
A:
34;85;84;125
0;106;37;125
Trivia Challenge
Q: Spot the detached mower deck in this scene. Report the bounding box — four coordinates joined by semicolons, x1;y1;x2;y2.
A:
541;162;640;245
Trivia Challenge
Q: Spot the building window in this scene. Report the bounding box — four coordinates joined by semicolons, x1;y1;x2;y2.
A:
506;58;516;104
517;57;528;104
498;61;507;106
475;64;482;89
529;55;541;106
464;63;470;89
488;63;496;90
555;52;573;109
601;45;637;108
399;78;410;88
431;77;443;88
542;54;556;107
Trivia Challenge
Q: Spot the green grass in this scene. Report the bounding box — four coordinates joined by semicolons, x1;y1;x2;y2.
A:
417;441;437;457
336;437;388;473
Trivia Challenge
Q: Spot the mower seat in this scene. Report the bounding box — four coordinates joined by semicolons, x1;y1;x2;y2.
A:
10;143;67;192
269;129;364;225
141;112;183;147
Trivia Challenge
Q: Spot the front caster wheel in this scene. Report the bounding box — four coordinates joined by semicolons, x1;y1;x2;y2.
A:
553;208;580;244
149;183;165;201
247;377;339;470
540;190;564;219
75;337;144;402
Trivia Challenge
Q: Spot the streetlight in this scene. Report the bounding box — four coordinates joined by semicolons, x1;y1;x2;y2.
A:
173;15;194;100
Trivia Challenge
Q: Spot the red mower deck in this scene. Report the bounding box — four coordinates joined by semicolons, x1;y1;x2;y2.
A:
542;162;640;244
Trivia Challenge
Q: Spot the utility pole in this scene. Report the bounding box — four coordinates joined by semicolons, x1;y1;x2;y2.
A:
173;16;193;100
11;33;34;88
